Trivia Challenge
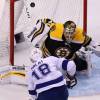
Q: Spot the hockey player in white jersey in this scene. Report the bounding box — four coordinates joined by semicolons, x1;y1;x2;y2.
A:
26;48;76;100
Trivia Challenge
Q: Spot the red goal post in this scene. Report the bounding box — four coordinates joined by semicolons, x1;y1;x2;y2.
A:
10;0;14;65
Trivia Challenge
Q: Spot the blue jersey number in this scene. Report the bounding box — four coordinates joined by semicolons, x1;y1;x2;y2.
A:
32;63;51;79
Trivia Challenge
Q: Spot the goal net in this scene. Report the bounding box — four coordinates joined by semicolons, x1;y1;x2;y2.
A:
0;0;10;66
0;0;87;66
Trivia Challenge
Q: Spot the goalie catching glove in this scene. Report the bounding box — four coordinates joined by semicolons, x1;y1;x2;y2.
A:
66;73;77;89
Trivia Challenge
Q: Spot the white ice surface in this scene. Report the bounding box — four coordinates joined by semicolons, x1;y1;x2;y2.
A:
0;84;29;100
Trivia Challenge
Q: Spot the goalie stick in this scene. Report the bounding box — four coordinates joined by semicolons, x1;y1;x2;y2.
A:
0;65;27;86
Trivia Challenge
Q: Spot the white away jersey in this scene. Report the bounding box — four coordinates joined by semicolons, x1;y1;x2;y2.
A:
26;56;75;97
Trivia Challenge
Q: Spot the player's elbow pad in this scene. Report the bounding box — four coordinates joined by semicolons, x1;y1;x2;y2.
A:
67;61;76;76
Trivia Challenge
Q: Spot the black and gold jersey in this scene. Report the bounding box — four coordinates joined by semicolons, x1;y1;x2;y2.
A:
41;18;92;59
28;18;91;59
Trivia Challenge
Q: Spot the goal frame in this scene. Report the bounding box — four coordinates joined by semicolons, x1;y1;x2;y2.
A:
9;0;88;65
10;0;14;65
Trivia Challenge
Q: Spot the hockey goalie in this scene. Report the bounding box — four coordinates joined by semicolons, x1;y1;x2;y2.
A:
14;0;100;77
23;18;100;78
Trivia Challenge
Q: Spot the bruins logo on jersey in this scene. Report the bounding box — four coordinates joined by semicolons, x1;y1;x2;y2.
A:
55;47;70;58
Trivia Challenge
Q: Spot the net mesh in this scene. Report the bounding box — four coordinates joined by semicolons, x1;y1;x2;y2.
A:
0;0;84;66
0;0;10;66
15;0;83;33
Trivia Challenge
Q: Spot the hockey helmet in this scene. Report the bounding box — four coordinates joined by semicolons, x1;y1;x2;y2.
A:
64;21;76;42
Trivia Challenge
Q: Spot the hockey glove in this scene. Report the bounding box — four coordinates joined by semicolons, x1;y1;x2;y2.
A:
66;73;77;89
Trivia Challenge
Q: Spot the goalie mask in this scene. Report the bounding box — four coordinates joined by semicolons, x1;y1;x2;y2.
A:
30;48;43;63
64;21;76;42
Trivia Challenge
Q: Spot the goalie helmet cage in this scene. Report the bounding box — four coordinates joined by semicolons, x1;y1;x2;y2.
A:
0;0;87;66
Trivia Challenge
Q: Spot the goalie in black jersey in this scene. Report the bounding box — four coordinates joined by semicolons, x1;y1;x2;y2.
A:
26;18;100;74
